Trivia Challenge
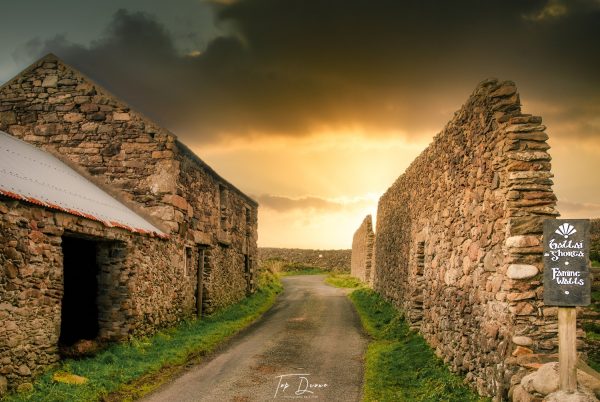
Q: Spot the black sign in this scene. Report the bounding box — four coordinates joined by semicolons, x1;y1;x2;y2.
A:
543;219;591;306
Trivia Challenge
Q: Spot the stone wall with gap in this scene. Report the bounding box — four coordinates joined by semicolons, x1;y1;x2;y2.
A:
0;54;258;394
258;248;351;272
351;215;375;284
372;79;559;399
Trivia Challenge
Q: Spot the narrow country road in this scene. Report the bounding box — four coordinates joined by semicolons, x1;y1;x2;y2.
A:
142;275;367;402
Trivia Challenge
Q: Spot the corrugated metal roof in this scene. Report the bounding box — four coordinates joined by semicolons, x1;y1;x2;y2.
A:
0;131;166;238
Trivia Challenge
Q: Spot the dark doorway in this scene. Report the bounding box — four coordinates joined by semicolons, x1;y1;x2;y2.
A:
60;236;99;347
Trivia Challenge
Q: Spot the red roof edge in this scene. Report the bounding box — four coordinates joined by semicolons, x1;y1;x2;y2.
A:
0;187;169;240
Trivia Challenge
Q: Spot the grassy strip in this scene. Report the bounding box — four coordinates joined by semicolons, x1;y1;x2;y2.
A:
280;262;328;276
349;288;488;402
325;273;364;289
280;267;328;276
4;271;282;402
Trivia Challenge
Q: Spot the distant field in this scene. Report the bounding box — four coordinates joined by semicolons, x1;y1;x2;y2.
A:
260;258;329;276
325;273;363;288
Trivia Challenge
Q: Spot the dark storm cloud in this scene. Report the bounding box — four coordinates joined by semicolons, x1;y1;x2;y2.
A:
15;1;600;143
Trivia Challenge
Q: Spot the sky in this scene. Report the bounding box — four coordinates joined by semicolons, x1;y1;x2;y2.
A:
1;0;599;249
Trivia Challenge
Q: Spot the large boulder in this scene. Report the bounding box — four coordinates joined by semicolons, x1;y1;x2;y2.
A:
544;388;598;402
519;362;600;401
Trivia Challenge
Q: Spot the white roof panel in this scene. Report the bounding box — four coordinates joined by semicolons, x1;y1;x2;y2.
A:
0;131;166;238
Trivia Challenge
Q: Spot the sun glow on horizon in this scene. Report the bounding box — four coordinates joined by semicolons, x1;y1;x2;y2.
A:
189;131;429;249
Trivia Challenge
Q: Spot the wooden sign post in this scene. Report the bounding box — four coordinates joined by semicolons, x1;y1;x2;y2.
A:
543;219;591;393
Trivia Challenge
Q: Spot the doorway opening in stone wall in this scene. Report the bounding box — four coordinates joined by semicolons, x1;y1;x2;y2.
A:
244;255;252;296
59;235;100;356
196;246;209;318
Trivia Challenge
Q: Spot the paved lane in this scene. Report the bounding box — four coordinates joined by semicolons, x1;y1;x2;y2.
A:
142;275;367;402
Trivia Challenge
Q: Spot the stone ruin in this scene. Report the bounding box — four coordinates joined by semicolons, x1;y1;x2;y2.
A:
351;79;580;399
0;54;258;394
351;215;375;285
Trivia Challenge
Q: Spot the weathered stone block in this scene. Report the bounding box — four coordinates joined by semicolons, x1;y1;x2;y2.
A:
507;264;539;279
512;336;533;346
0;111;17;126
508;151;551;162
506;236;540;248
33;123;59;136
509;171;553;180
41;75;58;88
113;112;131;121
63;113;84;123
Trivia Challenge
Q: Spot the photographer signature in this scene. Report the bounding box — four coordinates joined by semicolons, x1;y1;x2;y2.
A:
274;374;328;398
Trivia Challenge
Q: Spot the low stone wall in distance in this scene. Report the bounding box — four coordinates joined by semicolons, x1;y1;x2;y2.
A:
258;248;351;272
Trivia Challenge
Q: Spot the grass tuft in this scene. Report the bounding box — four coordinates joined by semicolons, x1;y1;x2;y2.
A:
280;262;328;276
4;270;282;402
349;288;488;402
325;273;363;288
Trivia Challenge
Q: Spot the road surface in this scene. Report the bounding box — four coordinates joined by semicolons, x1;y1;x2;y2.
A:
142;275;367;402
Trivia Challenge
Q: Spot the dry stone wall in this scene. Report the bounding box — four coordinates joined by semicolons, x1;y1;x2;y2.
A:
373;79;559;399
351;215;375;284
258;248;351;272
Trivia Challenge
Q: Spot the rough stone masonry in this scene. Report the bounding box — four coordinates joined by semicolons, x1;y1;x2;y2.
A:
363;79;561;399
0;54;258;394
351;215;375;285
258;247;351;272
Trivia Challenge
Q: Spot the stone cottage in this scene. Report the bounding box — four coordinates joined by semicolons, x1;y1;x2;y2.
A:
0;54;258;393
356;79;561;399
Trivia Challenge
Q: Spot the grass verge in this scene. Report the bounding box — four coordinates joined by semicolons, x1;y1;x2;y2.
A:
4;270;282;402
325;273;364;289
268;260;329;276
280;266;328;276
349;288;488;402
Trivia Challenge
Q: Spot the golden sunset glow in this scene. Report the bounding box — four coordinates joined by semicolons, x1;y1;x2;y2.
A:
193;132;429;248
2;1;598;249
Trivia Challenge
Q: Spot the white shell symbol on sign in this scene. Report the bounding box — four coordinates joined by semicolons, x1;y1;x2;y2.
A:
555;223;577;239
